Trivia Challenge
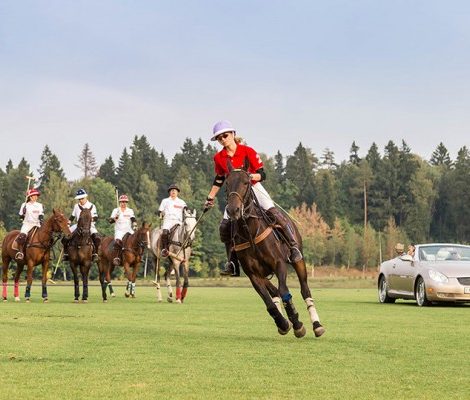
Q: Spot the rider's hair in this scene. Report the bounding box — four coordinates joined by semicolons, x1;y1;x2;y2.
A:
234;136;245;145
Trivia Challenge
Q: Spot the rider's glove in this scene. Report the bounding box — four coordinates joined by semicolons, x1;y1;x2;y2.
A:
204;197;215;209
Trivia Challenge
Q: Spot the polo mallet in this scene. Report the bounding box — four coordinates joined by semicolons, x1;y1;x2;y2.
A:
24;175;37;203
47;248;64;284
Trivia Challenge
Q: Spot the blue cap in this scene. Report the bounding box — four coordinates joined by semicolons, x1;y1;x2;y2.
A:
74;188;88;200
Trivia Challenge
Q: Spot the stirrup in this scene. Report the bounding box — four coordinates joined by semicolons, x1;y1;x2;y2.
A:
161;249;169;258
289;247;303;263
15;252;24;261
112;257;121;266
92;253;99;262
220;261;234;276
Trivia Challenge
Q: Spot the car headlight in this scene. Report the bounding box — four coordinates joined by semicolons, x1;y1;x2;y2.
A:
428;269;449;283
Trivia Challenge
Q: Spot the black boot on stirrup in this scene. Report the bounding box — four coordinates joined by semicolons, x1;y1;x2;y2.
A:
267;207;303;263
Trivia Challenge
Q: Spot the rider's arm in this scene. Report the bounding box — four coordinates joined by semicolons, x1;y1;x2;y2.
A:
249;168;266;182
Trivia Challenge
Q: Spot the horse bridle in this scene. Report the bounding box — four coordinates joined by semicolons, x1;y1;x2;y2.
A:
27;216;69;250
227;169;255;219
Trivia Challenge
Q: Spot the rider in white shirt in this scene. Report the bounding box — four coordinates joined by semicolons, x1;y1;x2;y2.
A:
159;184;187;257
108;194;137;265
15;188;44;260
63;188;101;261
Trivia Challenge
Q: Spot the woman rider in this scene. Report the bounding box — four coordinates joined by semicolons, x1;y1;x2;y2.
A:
204;120;302;276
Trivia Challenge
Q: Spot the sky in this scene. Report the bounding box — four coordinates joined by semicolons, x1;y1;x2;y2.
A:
1;0;470;180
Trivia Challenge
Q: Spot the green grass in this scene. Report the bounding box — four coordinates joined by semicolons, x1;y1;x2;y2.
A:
1;285;469;400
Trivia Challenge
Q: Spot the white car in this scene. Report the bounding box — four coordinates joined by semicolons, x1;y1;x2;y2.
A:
378;243;470;306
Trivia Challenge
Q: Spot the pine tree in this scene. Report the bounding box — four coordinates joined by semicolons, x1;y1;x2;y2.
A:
98;156;117;186
349;141;361;165
38;145;65;186
430;142;452;167
75;143;98;179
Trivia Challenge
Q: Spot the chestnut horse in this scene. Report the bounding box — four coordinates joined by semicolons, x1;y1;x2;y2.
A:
150;208;197;303
98;222;151;301
1;209;71;302
224;163;325;338
67;207;93;302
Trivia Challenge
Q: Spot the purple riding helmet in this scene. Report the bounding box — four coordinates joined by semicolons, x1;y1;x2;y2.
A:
211;120;236;141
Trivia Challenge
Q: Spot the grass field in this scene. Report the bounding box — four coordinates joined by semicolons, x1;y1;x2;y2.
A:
1;283;469;400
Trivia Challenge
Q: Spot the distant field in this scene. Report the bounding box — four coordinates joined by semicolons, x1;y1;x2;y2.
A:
1;285;469;400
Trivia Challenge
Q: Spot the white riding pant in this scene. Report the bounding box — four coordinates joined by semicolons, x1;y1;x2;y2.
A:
115;229;134;241
20;222;39;235
223;182;275;219
70;223;98;235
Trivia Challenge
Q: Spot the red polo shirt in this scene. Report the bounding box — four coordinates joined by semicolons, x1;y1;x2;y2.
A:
214;144;264;178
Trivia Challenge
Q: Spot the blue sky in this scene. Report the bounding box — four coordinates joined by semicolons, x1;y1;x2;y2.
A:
1;1;470;179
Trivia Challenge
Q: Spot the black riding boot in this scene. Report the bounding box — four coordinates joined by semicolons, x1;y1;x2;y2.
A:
112;239;123;266
161;229;169;257
219;219;240;277
91;233;101;262
14;233;27;260
61;237;70;261
267;207;303;263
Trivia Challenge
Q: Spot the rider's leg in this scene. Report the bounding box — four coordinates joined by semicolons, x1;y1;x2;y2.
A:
112;238;123;266
160;229;170;258
61;236;70;261
14;233;27;260
266;207;303;263
219;218;240;276
91;233;101;262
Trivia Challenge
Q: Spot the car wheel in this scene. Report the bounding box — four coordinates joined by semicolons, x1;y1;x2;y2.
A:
415;276;431;307
378;275;395;303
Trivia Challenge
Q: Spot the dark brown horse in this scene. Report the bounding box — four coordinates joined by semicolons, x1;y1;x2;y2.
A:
1;209;72;302
225;163;325;338
66;207;93;302
98;222;151;302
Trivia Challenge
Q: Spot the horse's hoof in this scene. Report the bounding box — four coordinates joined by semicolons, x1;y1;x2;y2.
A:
103;299;107;303
3;298;7;303
294;324;307;338
125;293;130;298
314;325;325;338
14;297;20;302
25;298;30;303
74;299;79;303
82;299;88;304
111;293;116;297
278;321;292;336
131;294;135;298
167;297;173;303
43;298;48;303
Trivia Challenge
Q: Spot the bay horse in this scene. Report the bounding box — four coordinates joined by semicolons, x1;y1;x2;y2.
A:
225;162;325;338
150;208;197;303
1;209;72;302
66;207;93;302
98;222;151;302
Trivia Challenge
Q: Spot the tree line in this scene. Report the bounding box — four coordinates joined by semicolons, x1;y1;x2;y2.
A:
0;136;469;277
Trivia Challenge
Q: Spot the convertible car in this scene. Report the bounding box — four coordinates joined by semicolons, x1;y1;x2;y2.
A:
378;243;470;306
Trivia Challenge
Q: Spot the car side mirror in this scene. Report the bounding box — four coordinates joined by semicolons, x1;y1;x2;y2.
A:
400;254;413;262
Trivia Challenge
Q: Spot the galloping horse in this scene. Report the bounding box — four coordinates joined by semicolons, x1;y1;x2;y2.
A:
225;162;325;338
150;208;197;303
1;209;71;302
66;207;93;302
98;222;151;301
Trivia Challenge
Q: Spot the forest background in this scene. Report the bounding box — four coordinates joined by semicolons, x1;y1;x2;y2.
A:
0;136;468;278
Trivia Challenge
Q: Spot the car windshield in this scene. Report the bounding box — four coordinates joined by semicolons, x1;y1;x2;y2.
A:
418;245;470;261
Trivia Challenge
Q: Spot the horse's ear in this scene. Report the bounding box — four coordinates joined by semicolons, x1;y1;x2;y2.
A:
192;209;197;218
243;156;249;171
226;159;234;172
52;208;57;214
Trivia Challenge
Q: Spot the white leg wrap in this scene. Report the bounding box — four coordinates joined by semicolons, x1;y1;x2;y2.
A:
272;297;284;315
305;297;320;323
